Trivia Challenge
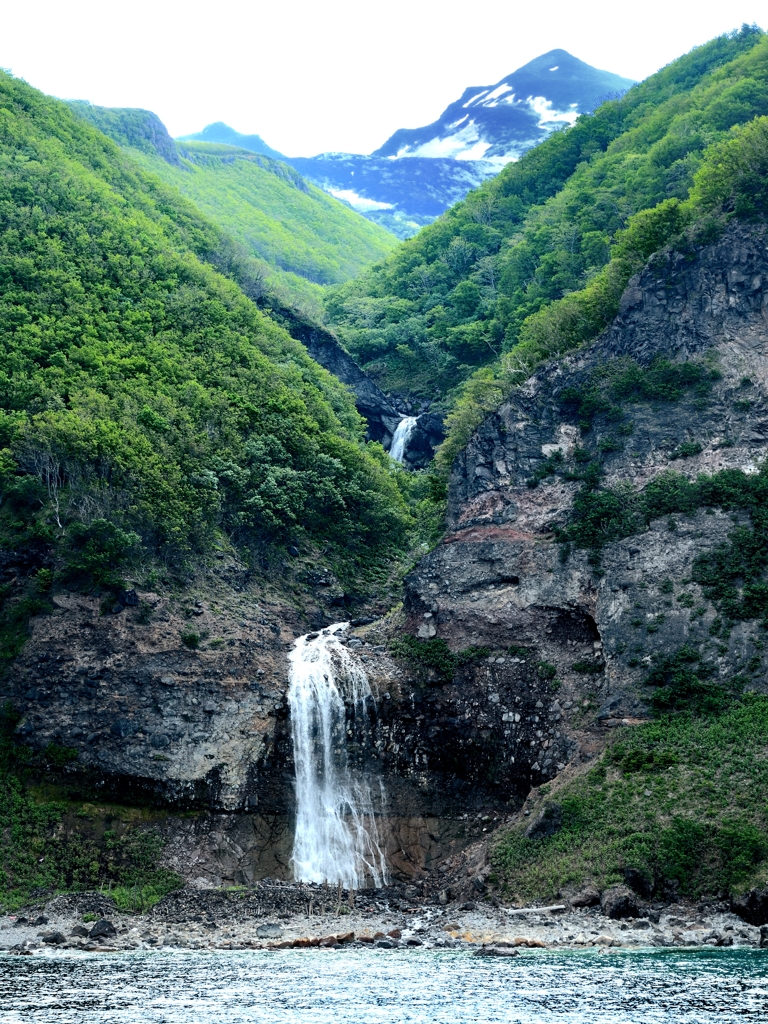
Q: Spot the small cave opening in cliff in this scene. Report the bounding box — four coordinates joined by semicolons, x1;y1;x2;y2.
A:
544;607;601;644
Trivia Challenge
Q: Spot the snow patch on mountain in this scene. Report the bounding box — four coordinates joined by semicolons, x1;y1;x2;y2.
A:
329;189;394;212
529;96;580;127
374;49;634;166
400;122;493;161
180;50;633;239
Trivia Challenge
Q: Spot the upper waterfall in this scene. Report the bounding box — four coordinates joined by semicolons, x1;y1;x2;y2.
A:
287;623;388;888
390;416;418;463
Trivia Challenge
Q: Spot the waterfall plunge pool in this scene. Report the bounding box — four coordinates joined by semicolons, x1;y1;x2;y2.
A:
2;947;767;1022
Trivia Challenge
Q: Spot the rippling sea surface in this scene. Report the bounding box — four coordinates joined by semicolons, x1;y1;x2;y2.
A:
1;948;767;1023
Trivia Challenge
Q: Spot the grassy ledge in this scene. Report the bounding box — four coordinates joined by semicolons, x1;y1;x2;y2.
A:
492;694;768;903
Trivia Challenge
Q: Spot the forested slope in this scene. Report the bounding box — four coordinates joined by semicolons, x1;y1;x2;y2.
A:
0;70;412;645
326;26;768;453
69;104;396;317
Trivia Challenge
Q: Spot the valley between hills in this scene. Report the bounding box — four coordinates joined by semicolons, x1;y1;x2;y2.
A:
1;24;768;951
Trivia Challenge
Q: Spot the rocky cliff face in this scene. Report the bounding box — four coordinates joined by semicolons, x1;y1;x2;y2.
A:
405;220;768;786
68;102;182;165
10;578;293;814
258;298;402;446
9;221;768;890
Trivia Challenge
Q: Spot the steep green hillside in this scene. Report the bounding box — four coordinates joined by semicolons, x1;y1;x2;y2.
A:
135;141;396;314
326;27;768;445
69;103;396;317
0;70;411;633
492;694;768;901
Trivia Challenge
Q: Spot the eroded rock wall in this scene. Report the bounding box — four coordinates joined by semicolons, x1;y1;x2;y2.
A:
405;221;768;785
8;221;768;885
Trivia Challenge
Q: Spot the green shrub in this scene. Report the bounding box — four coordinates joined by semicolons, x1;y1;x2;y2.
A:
179;629;200;649
536;661;557;681
608;744;678;773
670;441;704;459
559;358;718;434
389;635;491;679
492;693;768;901
572;659;604;674
42;744;78;768
59;520;141;591
389;635;457;678
0;68;413;603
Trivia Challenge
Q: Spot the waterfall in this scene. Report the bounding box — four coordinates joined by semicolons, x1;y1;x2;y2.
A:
389;415;418;463
288;623;389;888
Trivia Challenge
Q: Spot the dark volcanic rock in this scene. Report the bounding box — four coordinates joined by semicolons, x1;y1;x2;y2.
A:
403;413;445;468
256;298;401;446
732;887;768;926
43;894;120;922
88;919;117;940
571;885;601;908
624;867;654;900
404;220;768;790
601;885;640;919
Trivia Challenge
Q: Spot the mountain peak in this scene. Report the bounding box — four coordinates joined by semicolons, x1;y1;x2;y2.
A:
176;122;285;160
373;50;634;162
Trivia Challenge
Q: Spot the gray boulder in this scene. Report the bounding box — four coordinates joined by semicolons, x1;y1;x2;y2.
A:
256;922;283;939
601;885;640;919
524;803;562;840
474;946;519;957
570;884;601;908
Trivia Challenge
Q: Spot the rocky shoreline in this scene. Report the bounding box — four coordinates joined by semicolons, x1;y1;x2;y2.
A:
3;886;767;955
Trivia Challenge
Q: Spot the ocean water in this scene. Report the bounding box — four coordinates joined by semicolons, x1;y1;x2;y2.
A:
1;947;767;1023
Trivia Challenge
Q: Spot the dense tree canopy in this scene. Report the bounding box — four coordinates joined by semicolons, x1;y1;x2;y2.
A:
0;71;411;590
68;100;396;319
325;26;768;464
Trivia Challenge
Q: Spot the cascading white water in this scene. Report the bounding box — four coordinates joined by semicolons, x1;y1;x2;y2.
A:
288;623;388;889
389;415;418;463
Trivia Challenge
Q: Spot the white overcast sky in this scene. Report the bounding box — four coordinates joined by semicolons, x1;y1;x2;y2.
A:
2;0;765;156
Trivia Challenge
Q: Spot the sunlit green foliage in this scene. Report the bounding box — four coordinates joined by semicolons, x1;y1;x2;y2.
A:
325;27;768;465
0;70;412;598
492;694;768;901
559;357;720;431
124;140;397;317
